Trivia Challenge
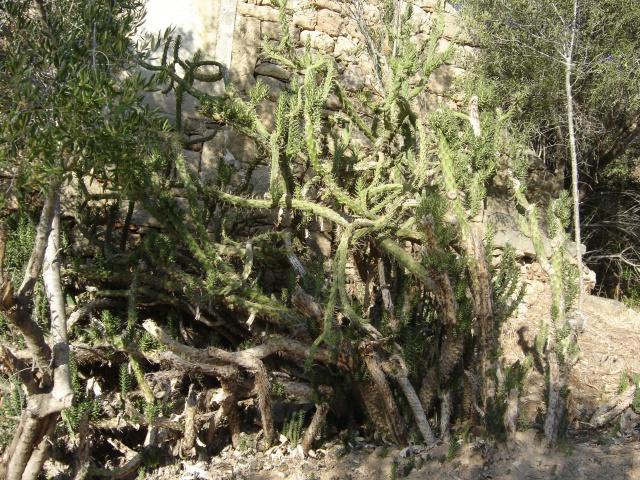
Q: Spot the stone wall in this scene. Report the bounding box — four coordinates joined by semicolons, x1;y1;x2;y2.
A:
141;0;475;201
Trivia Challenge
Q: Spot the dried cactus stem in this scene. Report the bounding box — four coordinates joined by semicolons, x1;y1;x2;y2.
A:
363;350;408;445
301;403;329;453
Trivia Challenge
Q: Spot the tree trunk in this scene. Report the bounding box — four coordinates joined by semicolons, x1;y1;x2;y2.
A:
565;0;584;309
1;190;75;480
43;196;75;410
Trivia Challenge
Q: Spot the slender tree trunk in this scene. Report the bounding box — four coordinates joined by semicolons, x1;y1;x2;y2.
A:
2;190;75;480
566;0;584;309
43;196;75;410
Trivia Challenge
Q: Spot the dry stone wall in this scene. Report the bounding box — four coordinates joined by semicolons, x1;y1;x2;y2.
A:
137;1;577;267
142;0;475;197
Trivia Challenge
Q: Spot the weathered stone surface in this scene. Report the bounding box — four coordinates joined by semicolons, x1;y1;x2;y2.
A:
409;33;429;48
338;65;366;91
417;91;444;111
261;21;300;42
249;165;272;196
433;38;457;64
187;134;204;152
256;99;278;131
226;130;259;164
292;9;317;30
345;18;365;41
300;30;335;53
215;0;239;68
442;12;459;40
236;2;280;21
231;15;260;92
361;3;379;22
326;93;342;110
123;204;164;229
255;62;291;81
144;0;219;61
286;0;312;9
354;53;376;76
142;0;235;116
426;64;464;95
312;0;343;13
408;6;431;33
181;149;201;175
201;128;258;182
256;75;287;101
334;36;357;59
307;231;332;257
60;176;106;217
316;9;346;37
412;0;439;10
201;130;227;182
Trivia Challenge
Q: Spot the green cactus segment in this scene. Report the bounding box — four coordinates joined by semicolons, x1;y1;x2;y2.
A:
436;132;470;237
270;130;282;206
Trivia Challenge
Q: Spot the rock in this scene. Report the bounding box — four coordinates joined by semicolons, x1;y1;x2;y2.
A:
326;93;341;110
255;62;291;81
417;91;444;111
307;231;332;257
256;99;278;131
187;135;204;152
345;18;365;41
316;9;345;36
286;0;311;9
256;75;287;101
292;9;317;30
426;64;464;95
312;0;343;13
181;149;201;175
262;21;300;43
231;15;261;92
338;66;366;91
300;30;335;53
412;0;440;10
226;130;259;164
409;33;430;48
334;36;357;59
435;38;457;64
201;130;227;181
408;5;431;33
249;165;272;196
360;2;379;22
236;2;280;22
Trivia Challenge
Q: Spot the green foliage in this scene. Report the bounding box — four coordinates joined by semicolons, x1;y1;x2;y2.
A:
390;460;400;480
144;399;162;424
0;375;22;448
461;0;640;181
139;332;161;352
282;410;305;445
271;378;285;397
2;211;36;285
633;388;640;414
61;354;103;434
101;310;124;338
619;373;630;394
142;231;177;267
120;363;134;398
492;245;526;325
13;0;588;461
462;0;640;303
0;0;167;199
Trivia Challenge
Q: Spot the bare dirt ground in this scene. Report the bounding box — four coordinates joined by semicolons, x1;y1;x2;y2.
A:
142;274;640;480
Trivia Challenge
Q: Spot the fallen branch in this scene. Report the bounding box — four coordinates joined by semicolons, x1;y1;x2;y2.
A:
591;385;637;428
